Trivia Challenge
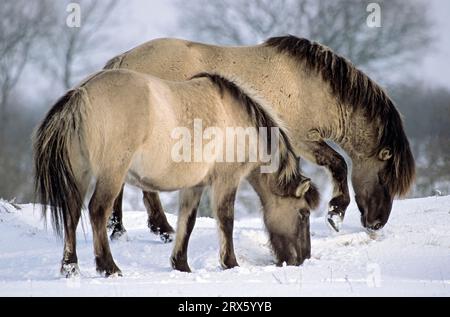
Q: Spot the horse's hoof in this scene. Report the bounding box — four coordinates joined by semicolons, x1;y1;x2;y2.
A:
98;267;123;278
149;223;159;235
107;216;119;231
60;263;80;278
96;258;122;278
220;258;239;270
110;229;128;242
105;270;123;278
160;232;173;243
170;256;191;273
149;223;174;243
327;213;343;232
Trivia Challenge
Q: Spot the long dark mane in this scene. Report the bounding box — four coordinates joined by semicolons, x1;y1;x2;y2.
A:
192;72;302;192
266;35;415;197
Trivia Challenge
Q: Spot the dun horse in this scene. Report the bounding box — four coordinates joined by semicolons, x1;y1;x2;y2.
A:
105;35;415;238
34;70;319;276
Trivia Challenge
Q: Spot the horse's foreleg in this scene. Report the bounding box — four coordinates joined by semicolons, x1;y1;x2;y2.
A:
298;209;311;261
170;187;204;272
299;140;350;232
143;191;175;243
212;185;239;270
108;184;127;241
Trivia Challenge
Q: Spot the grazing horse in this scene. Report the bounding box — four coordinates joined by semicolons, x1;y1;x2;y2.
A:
34;70;319;276
105;35;415;237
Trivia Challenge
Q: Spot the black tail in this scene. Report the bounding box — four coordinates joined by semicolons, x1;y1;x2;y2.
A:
33;89;86;237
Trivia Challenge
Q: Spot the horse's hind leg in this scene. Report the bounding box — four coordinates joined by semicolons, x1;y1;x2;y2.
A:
61;172;90;278
61;210;82;278
144;191;175;243
108;184;127;241
170;187;203;272
89;175;125;277
61;211;81;277
212;185;239;270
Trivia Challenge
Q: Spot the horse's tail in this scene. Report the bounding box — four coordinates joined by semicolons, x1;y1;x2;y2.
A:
191;73;300;187
33;88;87;237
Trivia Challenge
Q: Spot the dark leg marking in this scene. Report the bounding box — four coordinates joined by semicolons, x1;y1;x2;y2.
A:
309;141;350;232
215;189;239;270
108;185;127;241
298;209;311;262
144;191;175;243
89;185;122;277
170;210;197;272
171;187;203;272
61;209;81;278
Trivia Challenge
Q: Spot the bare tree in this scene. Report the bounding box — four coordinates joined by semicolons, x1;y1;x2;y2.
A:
391;83;450;197
176;0;432;73
0;0;55;147
0;1;119;202
0;1;59;201
43;0;119;90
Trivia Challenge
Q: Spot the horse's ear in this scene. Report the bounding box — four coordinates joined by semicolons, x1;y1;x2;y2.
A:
379;148;393;161
295;179;311;198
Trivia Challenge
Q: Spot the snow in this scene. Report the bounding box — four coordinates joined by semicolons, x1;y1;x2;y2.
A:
0;196;449;297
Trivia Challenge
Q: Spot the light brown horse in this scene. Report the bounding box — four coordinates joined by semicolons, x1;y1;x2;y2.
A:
34;70;319;276
105;35;415;238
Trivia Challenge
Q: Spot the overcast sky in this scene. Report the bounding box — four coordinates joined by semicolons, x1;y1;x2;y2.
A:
22;0;450;101
419;0;450;89
109;0;450;89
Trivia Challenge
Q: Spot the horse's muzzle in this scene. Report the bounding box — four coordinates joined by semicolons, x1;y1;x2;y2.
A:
362;216;384;231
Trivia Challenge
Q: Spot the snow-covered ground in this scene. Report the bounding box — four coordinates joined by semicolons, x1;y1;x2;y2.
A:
0;196;449;297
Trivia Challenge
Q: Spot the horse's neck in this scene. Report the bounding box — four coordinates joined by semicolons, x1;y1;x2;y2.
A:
246;171;272;203
205;46;297;107
335;107;381;160
205;46;379;160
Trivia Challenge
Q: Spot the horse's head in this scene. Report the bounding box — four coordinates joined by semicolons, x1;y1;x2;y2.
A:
352;143;415;231
352;149;393;231
249;172;320;236
257;176;320;265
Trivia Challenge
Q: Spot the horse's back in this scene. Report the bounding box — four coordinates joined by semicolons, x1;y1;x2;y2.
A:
112;38;199;81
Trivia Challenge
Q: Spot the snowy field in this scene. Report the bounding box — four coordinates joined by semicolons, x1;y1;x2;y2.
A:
0;196;449;297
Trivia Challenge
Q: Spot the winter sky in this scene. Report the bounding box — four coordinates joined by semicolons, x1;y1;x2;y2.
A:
112;0;450;90
18;0;450;102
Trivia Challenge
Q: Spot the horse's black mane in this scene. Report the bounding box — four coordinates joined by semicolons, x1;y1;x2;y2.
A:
192;72;306;196
266;35;415;196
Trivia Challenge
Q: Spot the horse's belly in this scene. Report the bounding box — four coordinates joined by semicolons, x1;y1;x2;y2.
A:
126;150;211;192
